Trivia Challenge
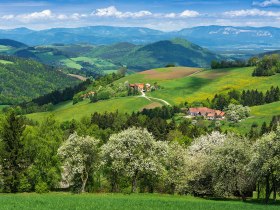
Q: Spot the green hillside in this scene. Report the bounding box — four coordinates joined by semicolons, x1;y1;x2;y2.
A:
0;39;223;76
118;66;280;104
27;97;155;122
27;66;280;133
120;38;222;70
0;55;80;104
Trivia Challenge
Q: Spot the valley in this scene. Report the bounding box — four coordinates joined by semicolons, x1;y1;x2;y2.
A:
0;2;280;205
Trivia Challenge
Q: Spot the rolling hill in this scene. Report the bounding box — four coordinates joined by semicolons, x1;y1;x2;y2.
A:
26;66;280;134
0;38;223;73
0;55;80;104
119;39;222;70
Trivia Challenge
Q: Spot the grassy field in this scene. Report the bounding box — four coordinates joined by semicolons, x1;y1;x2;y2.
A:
222;101;280;133
0;45;12;53
27;66;280;127
0;193;279;210
116;66;280;104
27;97;155;122
0;59;14;65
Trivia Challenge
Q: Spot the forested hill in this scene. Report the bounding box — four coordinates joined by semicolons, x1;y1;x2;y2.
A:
0;39;27;48
122;38;221;70
90;38;223;70
0;55;80;104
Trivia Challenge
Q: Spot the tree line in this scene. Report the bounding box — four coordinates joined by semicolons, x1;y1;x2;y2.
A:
211;86;280;110
0;110;279;204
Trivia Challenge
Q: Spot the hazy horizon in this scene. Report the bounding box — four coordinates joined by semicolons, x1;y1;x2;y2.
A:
0;0;279;31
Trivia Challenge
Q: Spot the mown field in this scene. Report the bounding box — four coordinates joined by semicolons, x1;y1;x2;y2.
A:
119;66;280;104
0;193;279;210
27;97;155;122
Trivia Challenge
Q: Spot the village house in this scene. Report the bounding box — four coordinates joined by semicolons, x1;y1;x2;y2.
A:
188;107;225;120
81;91;95;99
129;83;156;93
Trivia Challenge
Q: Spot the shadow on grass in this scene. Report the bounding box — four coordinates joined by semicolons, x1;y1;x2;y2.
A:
201;196;280;206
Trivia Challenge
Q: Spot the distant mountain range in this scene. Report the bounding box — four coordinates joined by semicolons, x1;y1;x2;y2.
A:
0;26;280;53
0;38;222;71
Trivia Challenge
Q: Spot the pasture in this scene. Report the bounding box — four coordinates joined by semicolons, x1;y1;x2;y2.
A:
0;193;279;210
27;66;280;129
0;59;13;65
27;97;155;122
222;101;280;133
146;67;280;104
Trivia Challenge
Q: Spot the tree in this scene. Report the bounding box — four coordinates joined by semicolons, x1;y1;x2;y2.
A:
23;116;63;192
226;104;250;123
165;142;188;194
249;129;280;203
58;132;100;193
101;127;167;193
0;111;26;192
186;132;227;196
211;135;254;200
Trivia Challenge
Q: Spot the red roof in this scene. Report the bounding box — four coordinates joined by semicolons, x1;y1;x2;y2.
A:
189;107;225;117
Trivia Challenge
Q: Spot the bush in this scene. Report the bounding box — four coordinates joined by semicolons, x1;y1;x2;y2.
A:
19;176;32;192
35;181;49;194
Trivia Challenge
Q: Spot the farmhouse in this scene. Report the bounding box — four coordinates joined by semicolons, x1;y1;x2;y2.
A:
81;91;95;99
188;107;225;120
129;83;153;92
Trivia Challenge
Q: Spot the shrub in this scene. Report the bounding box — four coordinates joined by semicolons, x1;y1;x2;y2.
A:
35;181;49;194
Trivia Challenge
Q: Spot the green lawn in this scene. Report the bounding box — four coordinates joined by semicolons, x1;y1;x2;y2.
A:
27;97;154;122
0;193;278;210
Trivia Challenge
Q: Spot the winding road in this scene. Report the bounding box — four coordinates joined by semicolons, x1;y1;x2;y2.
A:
138;90;171;106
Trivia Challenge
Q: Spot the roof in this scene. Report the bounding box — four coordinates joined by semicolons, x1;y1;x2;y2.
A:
189;107;225;117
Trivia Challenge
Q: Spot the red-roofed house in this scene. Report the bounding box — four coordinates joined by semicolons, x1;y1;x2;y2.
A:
188;107;225;120
129;83;145;91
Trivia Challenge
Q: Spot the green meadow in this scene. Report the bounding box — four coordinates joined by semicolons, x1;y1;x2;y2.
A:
26;66;280;132
115;66;280;105
0;193;279;210
0;59;14;65
27;97;153;122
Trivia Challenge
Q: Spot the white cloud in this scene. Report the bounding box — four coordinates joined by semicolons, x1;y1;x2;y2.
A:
18;10;53;21
253;0;280;7
0;10;85;23
180;10;200;17
91;6;152;18
91;6;199;19
223;9;280;17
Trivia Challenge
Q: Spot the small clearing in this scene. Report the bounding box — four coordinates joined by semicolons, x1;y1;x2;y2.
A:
68;74;87;81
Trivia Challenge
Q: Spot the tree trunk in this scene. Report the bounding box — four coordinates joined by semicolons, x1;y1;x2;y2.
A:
111;172;118;192
273;186;277;202
257;181;260;200
265;175;270;204
132;176;137;193
131;172;138;193
80;171;88;193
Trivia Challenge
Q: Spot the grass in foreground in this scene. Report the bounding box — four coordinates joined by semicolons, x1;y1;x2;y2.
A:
0;193;279;210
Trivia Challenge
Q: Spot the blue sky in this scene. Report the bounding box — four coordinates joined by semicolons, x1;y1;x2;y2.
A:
0;0;279;30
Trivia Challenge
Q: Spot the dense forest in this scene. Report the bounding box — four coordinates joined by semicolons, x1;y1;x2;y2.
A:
0;55;80;104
